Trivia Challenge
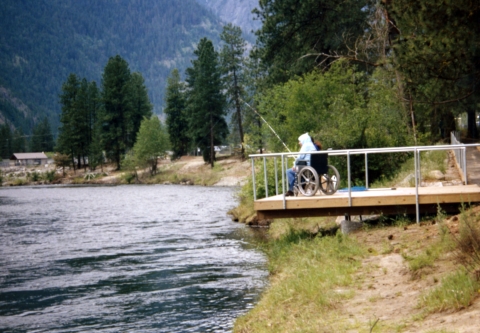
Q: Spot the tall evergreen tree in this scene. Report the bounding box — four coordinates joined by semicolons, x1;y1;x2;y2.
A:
253;0;373;84
101;55;134;170
87;81;103;171
385;0;480;141
164;69;189;159
0;124;13;159
30;117;54;152
127;72;153;148
12;128;27;154
220;23;247;159
185;38;228;167
57;73;80;169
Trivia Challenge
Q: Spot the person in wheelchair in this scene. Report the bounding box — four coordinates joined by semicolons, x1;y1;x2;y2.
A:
285;132;318;196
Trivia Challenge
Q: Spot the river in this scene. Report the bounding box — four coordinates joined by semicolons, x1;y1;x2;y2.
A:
0;185;268;332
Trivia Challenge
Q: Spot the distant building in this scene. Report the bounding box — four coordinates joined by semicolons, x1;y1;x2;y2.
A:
10;152;49;166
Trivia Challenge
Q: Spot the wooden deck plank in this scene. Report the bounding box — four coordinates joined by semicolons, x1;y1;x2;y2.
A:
254;185;480;219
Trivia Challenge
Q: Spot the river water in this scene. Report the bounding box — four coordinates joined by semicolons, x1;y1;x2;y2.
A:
0;185;267;332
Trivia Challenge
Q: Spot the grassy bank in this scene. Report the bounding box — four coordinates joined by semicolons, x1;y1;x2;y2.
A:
234;209;480;332
234;226;367;332
233;149;480;332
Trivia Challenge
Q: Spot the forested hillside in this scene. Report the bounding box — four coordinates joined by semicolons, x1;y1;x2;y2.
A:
0;0;224;135
195;0;260;42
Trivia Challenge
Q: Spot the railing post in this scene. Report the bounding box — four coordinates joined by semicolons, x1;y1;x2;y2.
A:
282;154;286;209
274;157;278;195
463;147;467;185
414;148;420;224
263;157;268;198
418;151;422;186
251;158;256;201
347;151;352;207
365;152;369;189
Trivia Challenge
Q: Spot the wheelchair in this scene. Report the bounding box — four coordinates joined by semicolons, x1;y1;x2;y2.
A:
293;153;340;196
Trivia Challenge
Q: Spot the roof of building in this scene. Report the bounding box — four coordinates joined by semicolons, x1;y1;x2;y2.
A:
10;152;49;160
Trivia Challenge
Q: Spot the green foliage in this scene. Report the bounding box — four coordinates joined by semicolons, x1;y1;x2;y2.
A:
385;0;480;141
0;0;224;132
101;56;152;170
220;24;247;158
258;61;412;185
185;38;228;167
419;270;480;313
30;117;54;152
127;72;154;143
164;69;190;159
0;124;13;159
43;170;56;183
131;116;170;175
235;230;366;331
53;152;71;176
29;172;40;182
101;55;133;169
253;0;372;84
12;128;27;154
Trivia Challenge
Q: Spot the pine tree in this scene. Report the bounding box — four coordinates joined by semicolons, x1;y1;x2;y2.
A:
0;124;13;159
87;81;103;171
101;55;133;170
253;0;372;84
127;72;153;148
385;0;480;140
164;68;189;159
57;73;80;169
220;24;247;159
12;128;27;154
185;38;228;167
30;117;54;152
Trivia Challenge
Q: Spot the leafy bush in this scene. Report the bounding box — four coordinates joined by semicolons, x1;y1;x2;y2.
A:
43;170;56;183
257;62;413;186
30;172;40;182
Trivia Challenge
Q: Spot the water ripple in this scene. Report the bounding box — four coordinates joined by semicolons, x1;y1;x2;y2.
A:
0;185;267;332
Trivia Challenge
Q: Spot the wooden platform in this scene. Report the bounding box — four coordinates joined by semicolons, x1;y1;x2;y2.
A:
255;185;480;220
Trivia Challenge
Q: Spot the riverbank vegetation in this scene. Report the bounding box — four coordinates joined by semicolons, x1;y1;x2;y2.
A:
230;146;480;331
233;204;480;332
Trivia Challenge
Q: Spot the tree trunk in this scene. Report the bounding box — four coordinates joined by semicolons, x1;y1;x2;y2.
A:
233;69;245;159
210;113;214;168
467;109;478;139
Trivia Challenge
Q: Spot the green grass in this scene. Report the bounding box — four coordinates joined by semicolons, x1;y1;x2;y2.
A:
234;230;366;332
418;270;480;313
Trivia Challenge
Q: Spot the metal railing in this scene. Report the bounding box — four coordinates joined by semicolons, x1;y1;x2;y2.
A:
250;143;479;223
451;131;467;180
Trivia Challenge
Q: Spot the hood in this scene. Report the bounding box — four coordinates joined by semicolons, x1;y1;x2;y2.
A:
298;133;311;145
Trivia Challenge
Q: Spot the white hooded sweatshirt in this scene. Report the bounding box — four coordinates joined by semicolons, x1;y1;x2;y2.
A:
295;133;317;165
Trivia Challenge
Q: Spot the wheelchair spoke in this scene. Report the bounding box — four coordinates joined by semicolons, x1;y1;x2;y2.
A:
296;167;319;196
320;165;340;195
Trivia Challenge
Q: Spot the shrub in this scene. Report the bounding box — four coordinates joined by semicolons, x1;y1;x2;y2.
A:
43;170;56;183
452;207;480;276
30;172;40;182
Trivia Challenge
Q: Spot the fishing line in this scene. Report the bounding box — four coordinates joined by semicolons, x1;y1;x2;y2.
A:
240;98;292;153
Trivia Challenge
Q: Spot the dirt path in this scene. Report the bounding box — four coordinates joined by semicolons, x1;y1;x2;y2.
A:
338;215;480;333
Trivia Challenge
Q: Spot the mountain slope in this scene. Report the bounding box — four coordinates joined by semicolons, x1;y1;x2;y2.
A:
0;0;225;135
195;0;261;41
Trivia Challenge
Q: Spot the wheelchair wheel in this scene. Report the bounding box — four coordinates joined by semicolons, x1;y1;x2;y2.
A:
297;166;319;197
319;165;340;195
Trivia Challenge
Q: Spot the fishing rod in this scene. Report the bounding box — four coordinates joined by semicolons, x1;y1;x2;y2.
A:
240;98;292;153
